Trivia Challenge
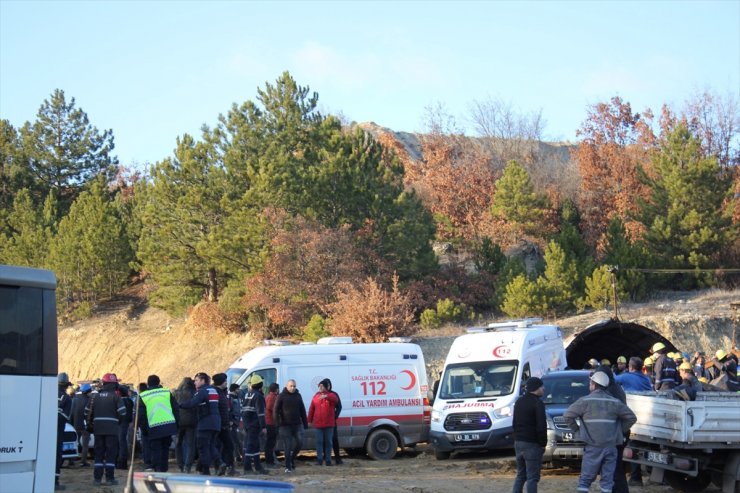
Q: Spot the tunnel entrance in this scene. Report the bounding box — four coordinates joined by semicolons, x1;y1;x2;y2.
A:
564;319;677;369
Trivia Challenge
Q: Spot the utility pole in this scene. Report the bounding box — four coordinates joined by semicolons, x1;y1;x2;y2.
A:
608;265;620;321
731;301;740;352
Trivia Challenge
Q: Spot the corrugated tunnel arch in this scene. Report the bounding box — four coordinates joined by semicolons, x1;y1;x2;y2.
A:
564;319;677;369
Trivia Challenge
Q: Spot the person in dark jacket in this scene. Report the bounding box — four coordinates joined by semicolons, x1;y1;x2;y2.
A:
116;385;134;469
324;379;343;465
70;383;92;467
242;374;268;475
179;372;221;475
139;375;179;472
212;373;234;476
136;382;153;470
274;379;308;473
174;377;197;473
651;342;677;390
229;383;243;463
512;377;546;493
56;372;73;490
86;373;126;486
596;364;630;493
264;382;280;467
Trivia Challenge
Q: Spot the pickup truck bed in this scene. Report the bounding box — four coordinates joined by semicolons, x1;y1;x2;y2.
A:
626;391;740;448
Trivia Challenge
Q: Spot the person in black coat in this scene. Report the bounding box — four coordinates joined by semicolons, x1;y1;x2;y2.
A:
174;377;197;473
512;377;546;493
86;373;126;486
56;373;73;490
274;379;308;473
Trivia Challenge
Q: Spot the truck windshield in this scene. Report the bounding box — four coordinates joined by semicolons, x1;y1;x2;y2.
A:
438;361;518;399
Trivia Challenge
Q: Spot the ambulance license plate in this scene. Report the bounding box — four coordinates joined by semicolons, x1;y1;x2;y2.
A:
455;433;480;442
647;451;668;464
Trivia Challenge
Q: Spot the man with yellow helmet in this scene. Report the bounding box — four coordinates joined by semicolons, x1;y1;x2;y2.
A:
615;356;627;375
650;342;677;391
672;362;701;401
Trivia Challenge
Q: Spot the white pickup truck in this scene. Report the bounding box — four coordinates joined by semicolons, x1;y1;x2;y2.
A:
623;392;740;493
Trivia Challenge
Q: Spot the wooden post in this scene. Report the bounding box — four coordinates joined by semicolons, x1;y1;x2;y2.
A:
731;301;740;352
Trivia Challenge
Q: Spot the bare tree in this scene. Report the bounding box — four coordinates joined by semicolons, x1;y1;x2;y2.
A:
682;88;739;168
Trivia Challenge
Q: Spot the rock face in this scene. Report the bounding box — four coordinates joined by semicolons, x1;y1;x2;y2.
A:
59;290;737;388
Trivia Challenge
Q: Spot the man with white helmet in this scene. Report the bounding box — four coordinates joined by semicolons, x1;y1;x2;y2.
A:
563;371;637;493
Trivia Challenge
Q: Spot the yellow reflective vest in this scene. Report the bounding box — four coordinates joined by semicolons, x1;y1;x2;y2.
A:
140;387;176;427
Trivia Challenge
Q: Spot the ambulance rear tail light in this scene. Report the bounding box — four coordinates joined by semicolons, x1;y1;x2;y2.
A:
422;397;431;424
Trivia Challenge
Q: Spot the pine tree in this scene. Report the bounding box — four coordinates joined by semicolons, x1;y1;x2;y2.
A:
602;216;649;300
535;241;579;315
635;122;736;287
19;89;117;217
501;274;539;318
490;160;550;237
0;189;54;267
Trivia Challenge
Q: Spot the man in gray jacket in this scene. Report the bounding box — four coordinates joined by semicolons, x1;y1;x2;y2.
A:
563;371;637;493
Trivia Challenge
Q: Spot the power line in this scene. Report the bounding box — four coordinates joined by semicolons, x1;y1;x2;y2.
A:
625;268;740;274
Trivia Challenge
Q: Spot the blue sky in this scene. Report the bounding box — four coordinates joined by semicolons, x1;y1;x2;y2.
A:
1;0;738;168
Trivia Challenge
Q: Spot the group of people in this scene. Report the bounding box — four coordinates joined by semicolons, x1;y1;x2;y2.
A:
511;344;738;493
56;370;346;488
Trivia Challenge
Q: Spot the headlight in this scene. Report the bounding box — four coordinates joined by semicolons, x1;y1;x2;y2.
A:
493;405;512;418
431;410;442;422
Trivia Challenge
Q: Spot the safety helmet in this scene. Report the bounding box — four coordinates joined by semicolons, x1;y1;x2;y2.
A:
80;383;92;393
102;373;118;383
617;356;627;364
590;371;609;387
58;372;71;386
588;358;600;368
674;352;684;361
678;361;693;371
601;359;611;366
667;352;676;359
716;349;728;361
698;377;709;384
250;374;264;386
643;356;653;366
651;342;666;353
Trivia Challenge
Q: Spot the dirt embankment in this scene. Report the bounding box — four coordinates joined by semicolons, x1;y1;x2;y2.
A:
59;290;738;386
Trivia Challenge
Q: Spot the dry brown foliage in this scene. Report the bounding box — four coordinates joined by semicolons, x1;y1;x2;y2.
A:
241;214;368;337
188;301;246;333
328;274;416;343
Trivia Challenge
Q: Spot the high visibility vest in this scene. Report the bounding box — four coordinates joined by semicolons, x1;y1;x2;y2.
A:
140;387;176;427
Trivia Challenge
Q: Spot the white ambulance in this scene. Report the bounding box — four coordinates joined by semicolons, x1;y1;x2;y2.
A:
230;337;431;459
430;320;566;459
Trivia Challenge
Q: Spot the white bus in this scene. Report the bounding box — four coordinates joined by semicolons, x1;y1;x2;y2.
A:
0;265;59;492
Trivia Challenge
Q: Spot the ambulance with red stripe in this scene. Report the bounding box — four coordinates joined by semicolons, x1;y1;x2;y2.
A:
231;337;430;459
430;320;566;459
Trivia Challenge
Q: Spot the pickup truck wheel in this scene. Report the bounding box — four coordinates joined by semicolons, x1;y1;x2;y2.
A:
366;429;398;460
664;471;711;493
434;448;450;460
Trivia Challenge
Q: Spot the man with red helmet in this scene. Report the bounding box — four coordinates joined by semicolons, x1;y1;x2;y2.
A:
85;373;126;486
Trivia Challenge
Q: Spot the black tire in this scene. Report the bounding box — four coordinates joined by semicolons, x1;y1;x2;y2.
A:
365;429;398;460
664;471;711;493
434;448;451;460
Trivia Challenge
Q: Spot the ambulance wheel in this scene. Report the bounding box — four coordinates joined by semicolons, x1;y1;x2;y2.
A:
434;448;450;460
366;429;398;460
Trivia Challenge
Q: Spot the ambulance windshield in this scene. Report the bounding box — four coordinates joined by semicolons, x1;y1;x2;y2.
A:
438;361;518;399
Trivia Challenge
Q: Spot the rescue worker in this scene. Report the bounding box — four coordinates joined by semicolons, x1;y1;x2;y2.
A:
56;372;73;490
714;349;738;382
211;373;234;476
563;371;637;493
615;356;628;375
511;377;546;493
241;374;268;475
86;373;126;486
642;356;654;384
229;383;243;464
651;342;677;390
116;385;134;469
70;383;93;467
274;379;308;473
673;362;701;401
307;379;338;466
264;382;280;468
139;375;179;472
691;352;708;379
670;353;684;385
179;372;221;475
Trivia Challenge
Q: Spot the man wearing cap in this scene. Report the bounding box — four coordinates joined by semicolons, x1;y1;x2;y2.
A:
563;371;637;493
615;357;652;392
56;373;73;490
651;342;677;391
179;372;221;475
70;383;93;467
139;375;179;472
511;377;546;493
241;374;268;475
86;373;127;486
211;373;234;476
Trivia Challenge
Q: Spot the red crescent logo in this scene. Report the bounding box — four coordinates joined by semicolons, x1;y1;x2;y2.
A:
492;345;512;358
400;370;416;390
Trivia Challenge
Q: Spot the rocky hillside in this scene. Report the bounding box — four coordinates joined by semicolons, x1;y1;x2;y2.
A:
60;289;737;387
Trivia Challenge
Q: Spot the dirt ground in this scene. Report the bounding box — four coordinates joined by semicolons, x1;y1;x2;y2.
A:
55;445;723;493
